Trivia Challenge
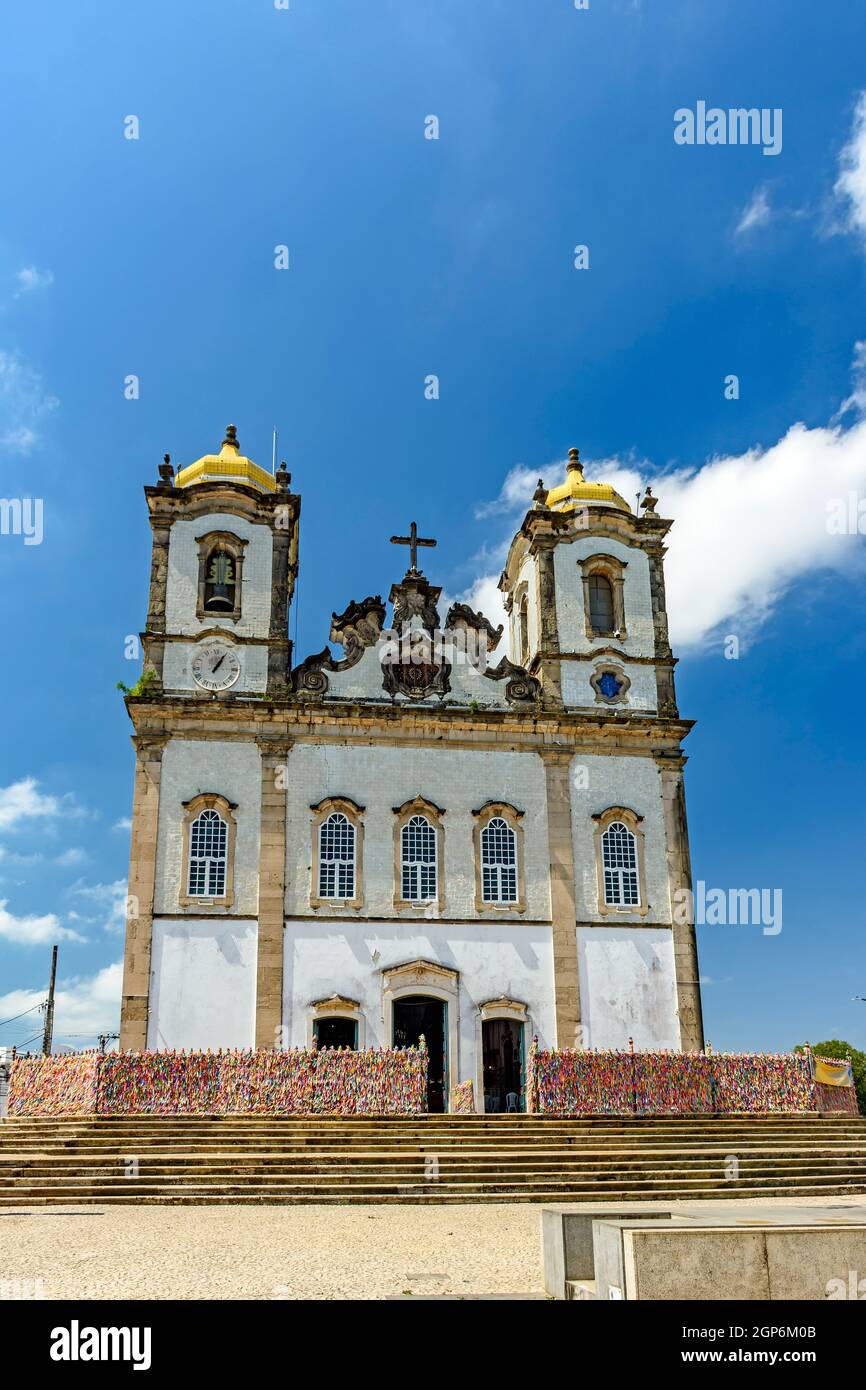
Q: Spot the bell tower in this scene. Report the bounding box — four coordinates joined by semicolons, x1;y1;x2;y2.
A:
499;448;679;718
140;425;301;699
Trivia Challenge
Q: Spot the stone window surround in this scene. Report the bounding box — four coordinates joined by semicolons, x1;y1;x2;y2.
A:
471;801;527;914
392;796;446;913
591;804;649;918
305;994;366;1049
381;959;460;1107
195;529;249;623
309;796;365;911
178;792;238;909
578;553;628;640
589;659;632;706
515;582;530;666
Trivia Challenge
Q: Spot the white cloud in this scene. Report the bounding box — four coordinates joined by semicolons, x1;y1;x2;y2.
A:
0;899;85;945
0;961;122;1046
835;91;866;247
112;817;132;833
475;465;545;519
54;848;87;867
466;346;866;651
69;879;129;935
735;185;772;236
13;266;53;296
0;778;62;830
0;349;58;454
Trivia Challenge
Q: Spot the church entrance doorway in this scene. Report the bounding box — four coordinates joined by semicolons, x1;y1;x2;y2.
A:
313;1016;357;1049
392;995;447;1112
482;1018;524;1112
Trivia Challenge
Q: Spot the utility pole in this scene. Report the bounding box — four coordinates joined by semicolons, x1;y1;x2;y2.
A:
42;944;58;1056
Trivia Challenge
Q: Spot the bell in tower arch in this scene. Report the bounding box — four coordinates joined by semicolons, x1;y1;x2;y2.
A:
204;550;236;613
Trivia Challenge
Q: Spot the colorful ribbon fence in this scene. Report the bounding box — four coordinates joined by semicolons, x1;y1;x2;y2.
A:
312;1047;427;1115
9;1046;427;1117
449;1080;475;1115
527;1047;857;1116
8;1052;101;1116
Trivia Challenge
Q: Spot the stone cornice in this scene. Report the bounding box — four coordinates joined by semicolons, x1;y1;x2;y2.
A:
124;694;694;755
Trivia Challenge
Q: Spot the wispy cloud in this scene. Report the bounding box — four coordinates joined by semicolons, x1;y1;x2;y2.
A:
735;185;772;236
0;350;58;454
834;90;866;249
68;879;129;935
13;266;53;297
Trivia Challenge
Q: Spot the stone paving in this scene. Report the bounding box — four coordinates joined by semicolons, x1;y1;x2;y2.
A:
0;1203;545;1300
2;1195;864;1300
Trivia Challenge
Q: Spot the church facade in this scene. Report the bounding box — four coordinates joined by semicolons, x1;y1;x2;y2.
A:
119;426;703;1111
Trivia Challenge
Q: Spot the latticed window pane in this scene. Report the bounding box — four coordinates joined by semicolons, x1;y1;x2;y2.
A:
480;816;518;903
188;809;228;897
401;815;437;901
318;812;355;899
601;821;639;906
588;574;615;633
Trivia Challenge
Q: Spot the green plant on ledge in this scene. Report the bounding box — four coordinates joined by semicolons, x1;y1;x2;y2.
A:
116;668;159;698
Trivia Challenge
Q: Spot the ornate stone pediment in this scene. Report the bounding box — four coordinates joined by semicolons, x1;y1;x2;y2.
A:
481;656;541;704
382;630;451;701
389;572;441;634
292;593;385;695
329;595;386;664
310;994;361;1016
445;602;503;652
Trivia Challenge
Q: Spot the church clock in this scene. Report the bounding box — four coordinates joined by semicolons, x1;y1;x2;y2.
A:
190;643;242;692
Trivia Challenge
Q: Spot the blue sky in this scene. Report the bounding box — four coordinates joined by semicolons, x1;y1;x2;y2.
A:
1;0;865;1054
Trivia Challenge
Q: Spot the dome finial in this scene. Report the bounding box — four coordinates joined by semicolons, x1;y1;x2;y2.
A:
222;423;239;452
567;446;583;478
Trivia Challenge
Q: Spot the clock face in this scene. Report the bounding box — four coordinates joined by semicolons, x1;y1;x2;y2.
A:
191;643;242;692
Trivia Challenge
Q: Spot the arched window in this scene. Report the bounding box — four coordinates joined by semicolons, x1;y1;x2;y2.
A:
188;808;228;897
401;815;437;902
480;817;518;903
318;812;356;900
203;549;237;614
195;531;247;622
518;593;529;665
601;821;640;907
588;573;615;634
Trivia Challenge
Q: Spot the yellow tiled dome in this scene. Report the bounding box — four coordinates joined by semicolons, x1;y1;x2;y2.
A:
175;425;277;494
546;448;631;514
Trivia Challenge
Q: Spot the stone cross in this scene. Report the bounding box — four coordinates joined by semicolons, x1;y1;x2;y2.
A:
390;521;436;573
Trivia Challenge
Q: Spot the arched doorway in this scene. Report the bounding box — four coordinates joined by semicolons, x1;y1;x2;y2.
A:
392;995;447;1113
313;1016;357;1049
481;1017;525;1112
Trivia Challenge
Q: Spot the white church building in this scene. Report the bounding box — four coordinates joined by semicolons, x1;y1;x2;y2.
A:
119;426;703;1111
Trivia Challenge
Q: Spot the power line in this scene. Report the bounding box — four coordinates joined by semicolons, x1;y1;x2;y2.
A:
0;1002;45;1029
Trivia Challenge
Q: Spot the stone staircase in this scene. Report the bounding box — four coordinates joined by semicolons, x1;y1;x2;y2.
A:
1;1113;865;1205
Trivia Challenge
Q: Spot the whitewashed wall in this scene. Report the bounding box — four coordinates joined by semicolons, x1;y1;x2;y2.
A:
576;925;679;1049
560;658;657;712
282;917;556;1075
284;742;551;920
148;918;257;1049
165;511;273;639
161;640;269;695
569;753;670;924
154;738;261;916
553;536;655;658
